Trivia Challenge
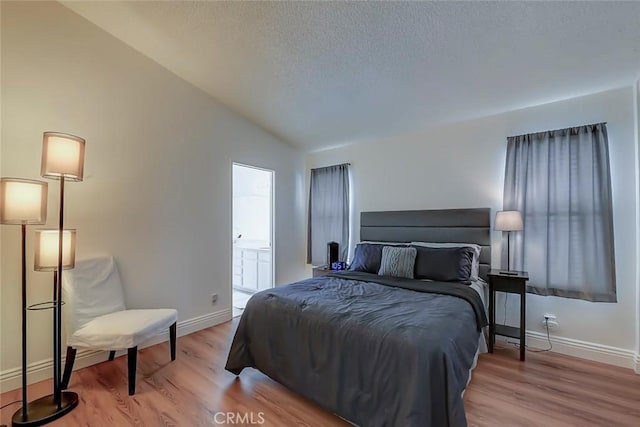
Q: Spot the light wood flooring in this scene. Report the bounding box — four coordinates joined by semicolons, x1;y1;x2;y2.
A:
1;319;639;426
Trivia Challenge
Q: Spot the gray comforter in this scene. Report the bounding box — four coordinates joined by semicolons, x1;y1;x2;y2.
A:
225;271;487;427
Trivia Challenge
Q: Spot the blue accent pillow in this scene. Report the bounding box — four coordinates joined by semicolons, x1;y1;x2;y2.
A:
349;243;385;273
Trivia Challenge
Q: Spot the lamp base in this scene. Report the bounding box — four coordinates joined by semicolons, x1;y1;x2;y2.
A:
11;392;78;427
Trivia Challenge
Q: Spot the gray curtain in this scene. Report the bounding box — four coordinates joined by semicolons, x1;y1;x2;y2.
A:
503;123;616;302
308;164;350;265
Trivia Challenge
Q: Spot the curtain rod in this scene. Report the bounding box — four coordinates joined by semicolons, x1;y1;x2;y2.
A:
508;122;608;139
311;162;350;171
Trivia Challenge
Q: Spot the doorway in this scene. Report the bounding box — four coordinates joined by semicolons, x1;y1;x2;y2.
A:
232;163;274;317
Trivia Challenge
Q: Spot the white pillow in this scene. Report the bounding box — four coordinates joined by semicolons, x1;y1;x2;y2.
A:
361;241;407;245
410;242;482;282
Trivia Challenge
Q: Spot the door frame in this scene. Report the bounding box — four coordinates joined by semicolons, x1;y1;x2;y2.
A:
231;162;275;298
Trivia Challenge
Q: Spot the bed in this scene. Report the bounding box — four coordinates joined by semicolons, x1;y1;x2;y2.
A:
226;208;491;427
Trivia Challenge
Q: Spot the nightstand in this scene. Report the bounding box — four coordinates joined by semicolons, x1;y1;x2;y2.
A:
488;269;529;361
312;267;334;277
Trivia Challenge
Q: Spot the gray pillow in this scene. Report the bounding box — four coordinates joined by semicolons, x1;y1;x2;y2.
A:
378;246;417;279
413;245;475;282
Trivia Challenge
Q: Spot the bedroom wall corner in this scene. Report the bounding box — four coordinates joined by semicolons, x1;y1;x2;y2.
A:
634;76;640;371
0;1;307;391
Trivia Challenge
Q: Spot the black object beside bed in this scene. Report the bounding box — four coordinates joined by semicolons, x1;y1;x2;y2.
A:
226;208;491;427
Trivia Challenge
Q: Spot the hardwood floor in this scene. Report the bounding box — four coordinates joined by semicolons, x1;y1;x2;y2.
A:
1;319;639;426
466;345;640;426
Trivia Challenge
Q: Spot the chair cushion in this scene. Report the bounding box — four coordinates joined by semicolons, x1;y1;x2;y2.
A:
67;309;178;350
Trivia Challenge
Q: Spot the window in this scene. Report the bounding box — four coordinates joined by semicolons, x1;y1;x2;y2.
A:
503;123;616;302
307;163;350;266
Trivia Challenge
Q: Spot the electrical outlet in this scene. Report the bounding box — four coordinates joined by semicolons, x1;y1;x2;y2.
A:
544;320;559;330
211;293;218;305
542;313;558;329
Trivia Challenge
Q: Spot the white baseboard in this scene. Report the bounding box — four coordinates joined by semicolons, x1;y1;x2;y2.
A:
635;353;640;374
0;308;232;393
497;330;639;372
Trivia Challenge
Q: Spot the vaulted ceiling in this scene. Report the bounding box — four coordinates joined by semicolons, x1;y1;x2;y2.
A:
61;1;640;150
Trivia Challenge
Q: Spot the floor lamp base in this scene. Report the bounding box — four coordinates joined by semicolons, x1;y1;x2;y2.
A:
11;391;78;427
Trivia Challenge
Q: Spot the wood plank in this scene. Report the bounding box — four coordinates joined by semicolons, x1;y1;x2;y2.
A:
1;320;639;426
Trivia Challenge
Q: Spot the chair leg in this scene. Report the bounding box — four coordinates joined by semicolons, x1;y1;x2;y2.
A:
127;347;137;396
169;322;176;361
61;346;76;389
108;350;116;361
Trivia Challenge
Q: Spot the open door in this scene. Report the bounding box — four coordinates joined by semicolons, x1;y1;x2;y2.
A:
232;163;274;317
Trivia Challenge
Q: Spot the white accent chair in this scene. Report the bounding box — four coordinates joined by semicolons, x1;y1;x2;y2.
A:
60;256;177;395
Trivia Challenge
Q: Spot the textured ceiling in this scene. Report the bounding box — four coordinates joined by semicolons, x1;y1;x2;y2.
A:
61;1;640;150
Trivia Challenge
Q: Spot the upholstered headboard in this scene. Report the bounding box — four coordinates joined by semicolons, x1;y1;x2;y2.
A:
360;208;492;281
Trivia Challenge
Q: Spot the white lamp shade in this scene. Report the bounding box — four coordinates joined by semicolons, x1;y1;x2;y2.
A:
495;210;524;231
0;178;48;225
34;229;76;271
41;132;85;181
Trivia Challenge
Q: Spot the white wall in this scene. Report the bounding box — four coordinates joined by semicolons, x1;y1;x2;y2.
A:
0;1;306;389
308;86;638;363
635;77;640;371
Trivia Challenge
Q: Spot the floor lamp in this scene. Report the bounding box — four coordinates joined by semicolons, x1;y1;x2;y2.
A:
495;210;524;275
34;132;85;423
33;229;77;415
0;178;50;425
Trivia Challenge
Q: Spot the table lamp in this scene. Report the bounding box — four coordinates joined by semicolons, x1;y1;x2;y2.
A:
495;210;523;275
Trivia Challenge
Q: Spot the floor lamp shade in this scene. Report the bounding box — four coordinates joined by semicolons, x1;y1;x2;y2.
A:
41;132;86;181
34;230;76;271
0;178;48;224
